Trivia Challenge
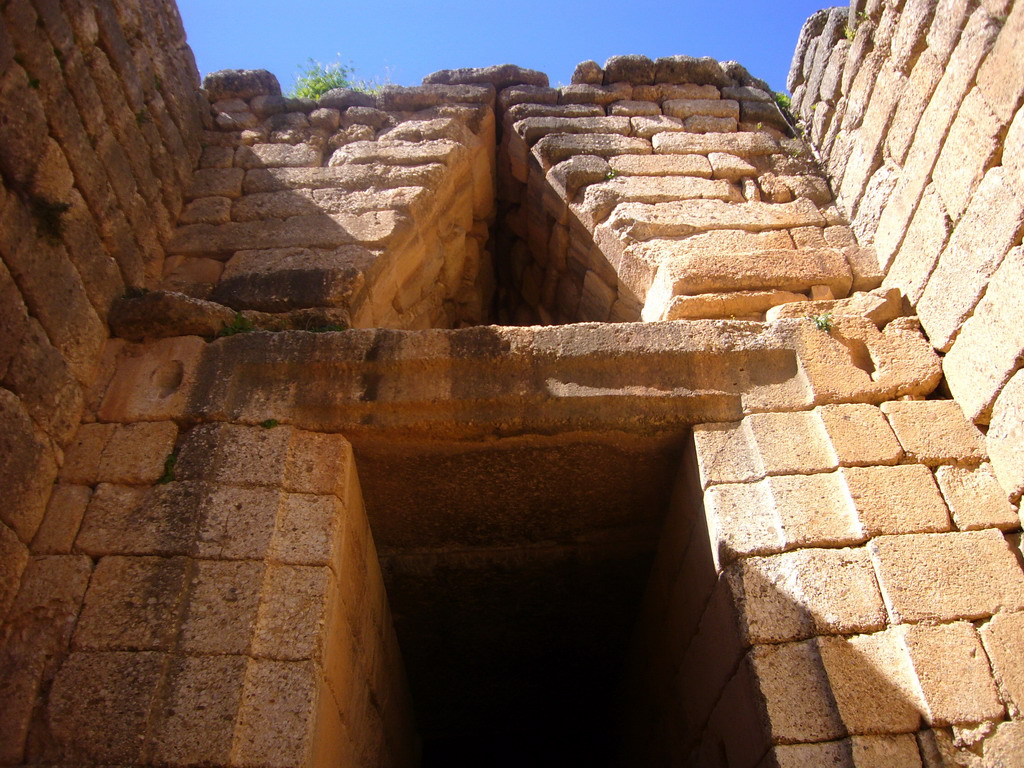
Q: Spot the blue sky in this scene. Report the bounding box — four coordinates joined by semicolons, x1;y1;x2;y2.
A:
177;0;831;95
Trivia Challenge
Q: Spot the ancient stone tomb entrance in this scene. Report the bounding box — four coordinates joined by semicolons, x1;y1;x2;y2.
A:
353;429;693;765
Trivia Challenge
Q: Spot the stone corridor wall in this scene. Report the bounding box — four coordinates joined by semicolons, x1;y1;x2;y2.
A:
0;0;205;647
790;0;1024;502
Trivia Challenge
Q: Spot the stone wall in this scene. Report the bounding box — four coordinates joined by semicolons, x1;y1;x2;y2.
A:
0;0;205;625
790;0;1024;501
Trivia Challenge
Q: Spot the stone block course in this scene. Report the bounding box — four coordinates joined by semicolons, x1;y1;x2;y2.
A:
841;464;951;536
935;463;1020;531
869;529;1024;623
880;400;985;466
987;369;1024;502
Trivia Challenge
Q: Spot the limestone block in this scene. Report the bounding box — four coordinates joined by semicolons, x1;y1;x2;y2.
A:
917;169;1024;352
979;720;1024;767
851;734;924;768
654;56;729;87
729;547;886;644
660;290;805;321
975;1;1024;123
607;154;712;178
0;388;59;543
817;630;925;734
609;100;661;116
662;98;739;121
194;484;282;560
577;270;616;322
178;559;263;656
769;741;851;767
769;473;864;549
607;198;824;240
943;246;1024;423
546;155;611;201
74;483;183;556
0;521;27;623
629;115;687;138
979;611;1024;716
692;420;763;487
817;404;904;467
708;152;757;180
374;83;494;110
150;654;248;766
902;621;1004;725
746;411;836;475
269;494;345;567
881;186;950;300
252;564;335;660
739;101;791;134
179;195;232;225
841;465;951;536
328;138;465;168
231;658;320;768
204;68;281;100
231;189;319;221
935;463;1019;531
513;115;631;143
749;640;846;743
988;369;1024;501
571;60;603;85
73;555;190;650
704;480;784;568
932;87;1004;221
557;82;632;106
497;84;558;110
504;103;605;124
31;484;91;555
531;133;651;169
214;246;370;312
880;400;985;466
186;167;244;199
603;55;655;85
652;131;779;156
869;529;1024;622
584;176;740;214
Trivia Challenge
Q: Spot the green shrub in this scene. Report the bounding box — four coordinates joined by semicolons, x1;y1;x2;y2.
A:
774;91;791;111
289;59;355;99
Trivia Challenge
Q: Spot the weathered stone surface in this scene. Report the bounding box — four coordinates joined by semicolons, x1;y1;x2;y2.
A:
603;55;655;85
571;60;603;85
424;64;548;89
936;463;1020;531
532;133;651;169
109;290;238;340
869;529;1024;623
608;100;661;116
203;68;281;100
943;245;1024;423
180;559;263;654
769;472;863;549
557;82;632;106
235;142;322;169
546;155;611;200
730;547;885;644
73;555;189;650
654;56;730;86
988;369;1024;501
817;403;904;466
186;167;244;199
513;115;631;143
375;83;494;110
607;198;825;240
0;388;58;543
975;1;1024;123
841;464;951;536
980;611;1024;716
660;290;804;321
693;420;762;487
880;400;985;466
662;98;739;121
214;246;371;312
708;152;757;181
607;154;713;178
652;130;779;155
704;480;783;567
881;185;950;300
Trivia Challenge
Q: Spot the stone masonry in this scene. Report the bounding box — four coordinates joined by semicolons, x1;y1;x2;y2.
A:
1;0;1023;767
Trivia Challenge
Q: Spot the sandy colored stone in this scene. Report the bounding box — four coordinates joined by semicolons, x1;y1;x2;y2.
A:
243;164;447;194
988;369;1024;501
269;493;345;566
513;115;630;143
48;650;165;763
607;198;825;240
817;403;904;467
979;611;1024;716
532;133;652;169
607;153;713;178
917;168;1024;352
746;410;837;475
73;555;190;651
818;630;925;734
730;547;886;644
98;336;207;423
31;484;91;554
704;480;783;568
557;82;632;106
769;742;852;768
652;130;779;156
869;529;1024;623
177;422;293;487
59;422;115;484
692;420;763;487
935;463;1019;531
660;290;805;321
841;465;951;536
662;98;739;121
0;522;28;623
943;246;1024;423
849;734;924;767
231;658;320;768
684;115;738;133
578;270;617;321
880;400;985;466
708;152;757;180
181;559;263;654
75;482;201;557
629;115;688;139
235;142;322;169
194;484;282;560
329;138;465;168
769;472;864;549
95;421;178;485
252;564;335;660
151;654;248;766
231;189;319;221
749;639;845;743
179;195;232;225
609;100;661;116
975;0;1024;123
186;167;244;199
901;621;1004;725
